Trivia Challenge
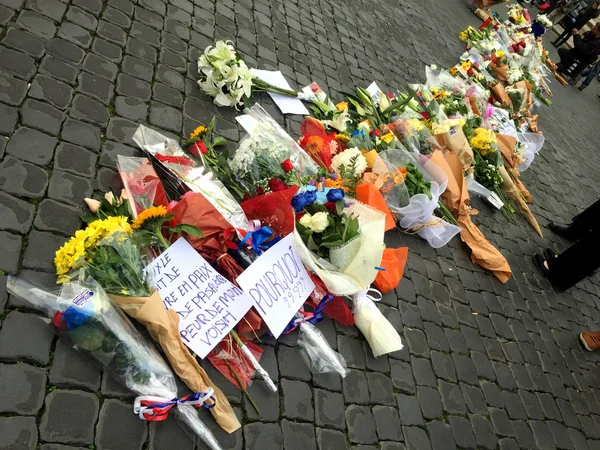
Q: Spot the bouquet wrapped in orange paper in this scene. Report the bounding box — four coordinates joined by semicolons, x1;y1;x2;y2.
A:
430;150;512;283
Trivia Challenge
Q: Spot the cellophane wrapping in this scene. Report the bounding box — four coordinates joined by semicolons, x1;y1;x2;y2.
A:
293;201;386;296
379;149;460;248
7;276;223;450
297;320;348;377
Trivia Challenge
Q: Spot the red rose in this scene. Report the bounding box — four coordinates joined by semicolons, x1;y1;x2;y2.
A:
467;68;475;76
268;178;287;192
281;159;293;173
386;93;395;99
369;129;381;137
322;201;337;213
189;141;208;158
488;97;495;104
420;112;430;120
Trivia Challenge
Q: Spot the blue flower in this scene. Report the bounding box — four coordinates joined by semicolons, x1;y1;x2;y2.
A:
326;188;345;202
292;191;317;212
352;130;365;138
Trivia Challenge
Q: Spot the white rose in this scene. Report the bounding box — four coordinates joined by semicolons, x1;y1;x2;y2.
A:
309;211;330;233
299;213;313;228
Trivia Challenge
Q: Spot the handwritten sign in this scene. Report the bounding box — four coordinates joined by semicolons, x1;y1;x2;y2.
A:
236;234;315;338
148;238;253;359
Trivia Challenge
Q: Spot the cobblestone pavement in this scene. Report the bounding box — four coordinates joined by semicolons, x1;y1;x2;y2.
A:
1;0;600;449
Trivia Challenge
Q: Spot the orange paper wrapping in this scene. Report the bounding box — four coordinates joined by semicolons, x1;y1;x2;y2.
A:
496;134;533;203
430;150;512;283
434;127;474;171
490;62;509;83
491;83;511;108
356;182;396;231
109;292;241;433
468;96;482;117
498;166;543;237
373;247;409;293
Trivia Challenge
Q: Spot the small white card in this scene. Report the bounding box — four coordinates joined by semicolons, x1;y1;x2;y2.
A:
251;69;309;115
148;238;253;359
236;234;315;338
366;81;384;102
235;114;259;134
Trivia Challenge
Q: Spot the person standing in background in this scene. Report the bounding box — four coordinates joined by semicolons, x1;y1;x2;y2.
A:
553;2;600;47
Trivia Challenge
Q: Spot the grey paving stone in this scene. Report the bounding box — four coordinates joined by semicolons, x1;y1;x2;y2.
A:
22;230;67;271
346;404;377;444
244;423;283;450
277;344;310;381
149;101;183;133
99;140;141;169
396;393;424;426
281;420;316;450
314;388;345;429
529;420;558;449
62;118;101;152
390;359;415;394
29;75;74;111
373;405;402;441
77;71;114;105
448;415;477;449
343;369;370;405
53;142;97;178
489;407;514;437
156;64;184;91
0;363;46;414
6;127;57;167
0;45;36;80
97;20;126;46
46;38;86;64
70;94;110;127
153;83;184;108
0;416;38;450
405;327;429;358
316;428;349;450
366;372;394;406
48;170;93;206
27;0;66;21
0;311;54;364
40;390;98;445
537;392;563;421
242;379;279;422
547;420;574;450
21;99;65;135
16;9;56;38
0;192;35;234
431;350;457;382
131;21;160;47
49;340;101;390
416;385;443;420
452;353;478;385
58;21;92;48
0;73;28;105
338;335;366;369
39;55;79;84
122;55;154;82
2;27;44;57
103;6;130;28
281;378;313;421
427;420;455;450
460;382;487;414
95;399;147;450
91;38;123;63
148;419;195;450
403;426;431;450
127;37;157;63
438;380;466;415
66;5;98;31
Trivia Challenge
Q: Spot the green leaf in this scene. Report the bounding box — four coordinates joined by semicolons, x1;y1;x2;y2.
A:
208;116;216;134
213;136;227;147
170;224;204;237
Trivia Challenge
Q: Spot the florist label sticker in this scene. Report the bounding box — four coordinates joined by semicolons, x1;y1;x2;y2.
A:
236;234;315;338
149;237;253;359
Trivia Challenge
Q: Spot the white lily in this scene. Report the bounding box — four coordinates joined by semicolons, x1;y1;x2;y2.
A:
206;40;236;62
323;109;352;132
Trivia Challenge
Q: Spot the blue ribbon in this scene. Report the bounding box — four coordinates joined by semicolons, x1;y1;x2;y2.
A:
62;306;94;330
238;226;280;256
280;295;334;335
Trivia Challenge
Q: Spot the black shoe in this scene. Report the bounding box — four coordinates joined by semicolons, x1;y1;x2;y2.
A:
533;253;551;278
578;85;585;91
543;248;557;261
548;222;577;241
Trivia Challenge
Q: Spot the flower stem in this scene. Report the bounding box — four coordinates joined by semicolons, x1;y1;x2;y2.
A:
252;79;298;97
155;228;171;250
223;358;260;414
437;200;458;226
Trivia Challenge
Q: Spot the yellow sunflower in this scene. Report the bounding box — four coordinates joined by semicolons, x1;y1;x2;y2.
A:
132;206;169;230
189;125;207;139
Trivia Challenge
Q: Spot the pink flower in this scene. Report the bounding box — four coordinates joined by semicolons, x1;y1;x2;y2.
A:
84;198;101;213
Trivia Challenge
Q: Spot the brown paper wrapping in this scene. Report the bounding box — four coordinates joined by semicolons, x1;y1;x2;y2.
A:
468;96;482;117
434;127;474;171
524;80;534;110
491;83;511;108
474;8;491;21
490;62;509;83
498;166;543;237
525;114;540;134
109;292;241;434
430;150;512;283
496;134;533;203
473;0;500;7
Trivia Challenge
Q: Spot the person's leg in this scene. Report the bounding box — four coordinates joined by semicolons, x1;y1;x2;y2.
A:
580;62;600;89
554;29;570;45
545;230;600;290
557;48;577;73
570;199;600;233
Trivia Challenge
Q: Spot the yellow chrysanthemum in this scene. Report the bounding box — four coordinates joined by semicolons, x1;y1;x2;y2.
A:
470;128;497;157
335;133;350;143
54;216;132;278
131;205;169;230
336;102;348;112
189;125;207;139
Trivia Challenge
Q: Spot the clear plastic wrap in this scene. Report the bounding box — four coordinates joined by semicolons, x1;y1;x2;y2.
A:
379;149;460;248
117;156;169;217
7;276;223;450
390;110;444;155
297;320;348;377
131;125;249;231
516;132;544;172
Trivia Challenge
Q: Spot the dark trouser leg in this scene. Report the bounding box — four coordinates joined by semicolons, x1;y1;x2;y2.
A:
557;48;579;74
580;62;600;88
569;199;600;235
554;30;571;46
548;230;600;290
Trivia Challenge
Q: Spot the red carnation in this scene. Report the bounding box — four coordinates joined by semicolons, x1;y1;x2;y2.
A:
369;129;381;137
268;178;288;192
281;159;293;173
386;93;394;99
189;141;208;158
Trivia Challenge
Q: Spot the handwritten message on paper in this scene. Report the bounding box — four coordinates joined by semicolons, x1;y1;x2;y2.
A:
236;234;315;338
149;238;253;359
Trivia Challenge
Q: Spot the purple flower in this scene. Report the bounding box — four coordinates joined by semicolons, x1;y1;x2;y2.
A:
309;179;317;186
330;173;338;181
320;177;326;183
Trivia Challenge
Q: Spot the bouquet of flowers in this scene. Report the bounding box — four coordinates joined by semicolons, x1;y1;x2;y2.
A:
8;276;224;450
532;15;552;37
197;40;297;109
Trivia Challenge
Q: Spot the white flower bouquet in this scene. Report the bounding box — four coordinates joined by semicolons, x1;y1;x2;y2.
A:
197;40;298;109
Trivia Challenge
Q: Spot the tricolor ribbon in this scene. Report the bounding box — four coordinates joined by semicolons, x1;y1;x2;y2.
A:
133;389;215;421
281;295;334;335
237;225;280;256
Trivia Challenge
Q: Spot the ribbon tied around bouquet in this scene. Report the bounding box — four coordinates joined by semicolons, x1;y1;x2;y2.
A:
281;294;334;335
133;388;216;421
351;288;382;318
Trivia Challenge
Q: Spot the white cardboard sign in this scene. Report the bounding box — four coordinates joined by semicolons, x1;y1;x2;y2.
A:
236;234;315;338
148;238;253;359
251;69;310;115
